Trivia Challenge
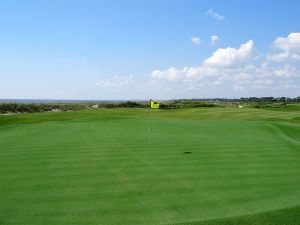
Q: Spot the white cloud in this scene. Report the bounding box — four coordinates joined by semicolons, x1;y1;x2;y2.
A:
191;37;201;45
234;73;253;81
253;79;273;85
267;33;300;61
251;79;273;90
211;80;222;86
206;9;225;21
282;84;300;89
273;33;300;52
267;51;300;61
232;84;245;90
151;67;181;81
151;63;299;93
151;36;299;87
274;64;299;78
96;75;133;88
204;40;254;67
210;35;219;45
151;66;220;81
149;39;300;96
151;38;298;84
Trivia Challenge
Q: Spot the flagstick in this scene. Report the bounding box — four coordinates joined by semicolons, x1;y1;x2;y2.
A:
148;102;152;145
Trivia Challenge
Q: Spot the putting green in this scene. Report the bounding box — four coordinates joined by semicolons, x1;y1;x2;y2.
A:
0;108;300;225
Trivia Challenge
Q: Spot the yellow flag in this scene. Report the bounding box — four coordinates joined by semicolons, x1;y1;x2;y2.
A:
150;99;160;109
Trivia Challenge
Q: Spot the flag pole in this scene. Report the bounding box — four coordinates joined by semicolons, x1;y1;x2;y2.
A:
148;99;152;145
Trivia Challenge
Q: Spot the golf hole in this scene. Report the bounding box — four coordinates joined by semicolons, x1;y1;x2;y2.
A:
184;151;192;154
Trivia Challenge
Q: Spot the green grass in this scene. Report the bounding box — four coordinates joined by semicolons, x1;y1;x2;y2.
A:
0;107;300;225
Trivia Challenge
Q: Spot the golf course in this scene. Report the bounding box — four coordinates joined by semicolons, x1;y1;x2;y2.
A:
0;106;300;225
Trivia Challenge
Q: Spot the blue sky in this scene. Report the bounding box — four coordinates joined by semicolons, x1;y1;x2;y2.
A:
1;0;300;100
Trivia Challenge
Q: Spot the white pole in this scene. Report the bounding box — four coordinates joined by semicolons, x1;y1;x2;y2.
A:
148;100;152;145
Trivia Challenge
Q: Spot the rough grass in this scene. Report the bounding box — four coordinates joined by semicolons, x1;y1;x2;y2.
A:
0;107;300;225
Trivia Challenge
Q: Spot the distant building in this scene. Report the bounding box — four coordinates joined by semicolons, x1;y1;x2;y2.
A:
92;104;99;109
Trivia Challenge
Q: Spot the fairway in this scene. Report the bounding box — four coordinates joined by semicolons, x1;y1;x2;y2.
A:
1;108;300;225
